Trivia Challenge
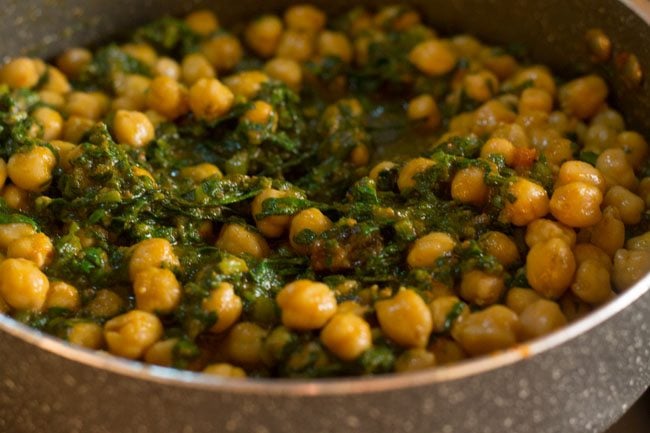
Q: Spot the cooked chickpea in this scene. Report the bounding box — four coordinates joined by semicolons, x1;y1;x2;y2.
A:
525;218;576;248
64;321;103;349
463;70;499;102
201;35;243;72
429;337;467;365
570;259;613;305
394;348;436;372
153;56;181;80
589;206;625;257
318;31;352;63
185;9;219;35
0;223;36;250
44;281;80;311
41;66;71;94
503;177;549;226
451;166;489;206
56;48;92;78
398;157;435;192
0;57;40;89
121;43;157;67
526;237;576;299
128;238;180;281
512;66;556;96
616;131;648;170
188;78;234;121
32;106;63;140
86;289;124;318
203;363;247;378
407;94;440;128
144;338;178;366
429;296;469;333
276;30;315;62
264;58;302;91
38;90;65;108
612;249;650;291
252;188;291;238
0;158;6;190
276;279;337;330
627;232;650;251
409;39;457;76
555;160;606;192
146;76;189;120
603;186;644;225
284;4;326;32
242;100;277;144
0;258;49;312
133;267;182;314
112;110;155;148
202;282;243;333
216;223;270;259
223;71;269;100
2;184;30;211
320;312;372;361
245;15;283;58
222;321;268;366
7;146;56;192
65;91;109;120
104;310;163;359
181;53;215;86
459;270;505;306
518;88;553;114
407;232;456;268
349;144;370;167
376;289;433;348
451;305;520;356
559;75;608;120
289;208;333;254
479;231;520;267
597;148;639;191
181;163;222;183
7;233;54;268
369;161;397;181
114;74;151;110
480;138;515;165
519;299;567;340
584;124;617;152
505;287;541;315
573;243;612;270
550;181;603;228
63;116;95;143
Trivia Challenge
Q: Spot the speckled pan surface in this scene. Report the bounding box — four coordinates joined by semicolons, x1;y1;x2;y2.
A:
0;1;649;432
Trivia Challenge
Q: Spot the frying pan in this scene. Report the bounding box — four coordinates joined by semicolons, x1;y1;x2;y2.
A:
0;1;649;432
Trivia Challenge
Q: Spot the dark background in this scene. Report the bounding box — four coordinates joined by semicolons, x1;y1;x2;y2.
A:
606;389;649;432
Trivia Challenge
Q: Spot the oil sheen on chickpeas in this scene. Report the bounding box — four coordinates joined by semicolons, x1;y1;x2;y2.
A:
0;4;649;379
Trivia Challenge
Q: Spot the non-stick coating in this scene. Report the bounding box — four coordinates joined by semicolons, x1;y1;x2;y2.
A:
0;1;649;433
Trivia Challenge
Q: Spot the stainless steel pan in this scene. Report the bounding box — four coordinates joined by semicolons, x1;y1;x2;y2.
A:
0;1;649;432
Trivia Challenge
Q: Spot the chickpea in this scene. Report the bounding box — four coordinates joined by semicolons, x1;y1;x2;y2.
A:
202;282;243;333
289;208;333;254
112;110;155;148
555;160;606;192
251;188;291;238
616;131;648;170
242;100;277;144
146;76;189;120
451;305;520;356
394;348;436;373
56;48;92;78
603;186;644;225
276;279;337;330
38;90;65;108
376;289;433;348
480;138;515;165
592;108;625;131
627;232;650;251
479;231;520;267
518;88;553;114
203;363;247;378
526;237;576;298
50;140;76;169
519;299;567;340
549;181;603;228
570;259;613;305
153;56;181;80
32;107;63;141
0;57;40;89
185;9;219;35
104;310;163;359
397;157;435;192
181;53;215;86
7;146;56;192
276;30;315;62
407;232;456;268
463;70;499;102
188;78;234;121
409;39;457;76
222;321;268;366
491;123;530;148
612;249;650;291
133;267;182;314
318;31;352;63
41;66;71;94
223;71;269;100
573;243;612;271
525;219;576;248
320;312;372;361
349;144;370;167
245;16;284;59
86;289;124;318
67;322;103;349
584;124;617;152
63;116;95;143
144;338;178;367
505;287;541;315
44;281;80;311
2;184;30;211
640;177;650;207
450;35;481;56
503;177;549;226
429;296;469;333
181;163;223;183
0;223;36;250
451;166;489;206
589;206;625;257
201;35;243;72
284;4;326;32
559;75;608;120
407;94;440;127
65;91;109;120
128;238;180;281
0;158;6;190
114;74;151;110
459;270;505;306
7;233;54;268
0;258;49;312
512;66;556;96
369;161;397;181
429;337;467;365
472;100;516;136
215;223;269;259
264;58;302;91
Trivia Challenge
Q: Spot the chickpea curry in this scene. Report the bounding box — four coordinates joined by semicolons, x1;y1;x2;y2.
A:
0;4;649;378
